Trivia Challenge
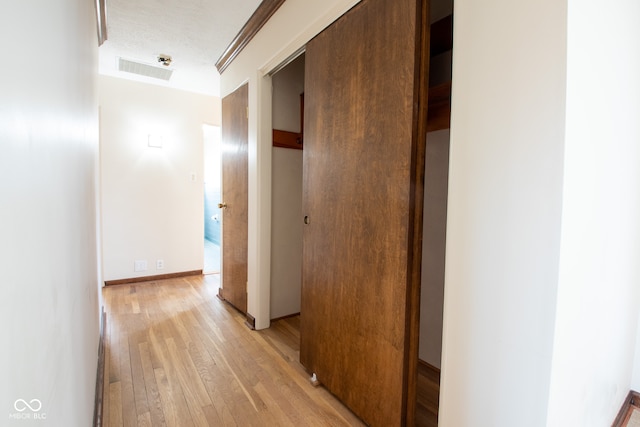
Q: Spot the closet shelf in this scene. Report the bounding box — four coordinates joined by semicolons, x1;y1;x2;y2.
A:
427;80;451;132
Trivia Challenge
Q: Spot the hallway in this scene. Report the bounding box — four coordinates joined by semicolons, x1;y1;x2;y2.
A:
101;275;365;426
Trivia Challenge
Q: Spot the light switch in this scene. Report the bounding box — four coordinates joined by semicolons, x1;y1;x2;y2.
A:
134;260;147;272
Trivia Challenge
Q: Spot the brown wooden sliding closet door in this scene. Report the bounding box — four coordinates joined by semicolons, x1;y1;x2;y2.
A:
220;83;248;313
300;0;430;425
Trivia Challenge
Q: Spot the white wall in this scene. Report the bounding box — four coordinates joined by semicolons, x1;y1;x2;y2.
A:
546;0;640;425
271;148;303;318
419;129;450;368
440;0;569;425
203;125;222;192
99;76;220;282
220;0;360;329
633;310;640;391
442;0;640;426
270;55;304;319
0;1;100;425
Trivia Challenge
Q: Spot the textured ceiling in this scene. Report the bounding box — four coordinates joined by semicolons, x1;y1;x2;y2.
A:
99;0;262;95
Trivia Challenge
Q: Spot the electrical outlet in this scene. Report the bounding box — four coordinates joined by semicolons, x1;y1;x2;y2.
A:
134;260;147;272
156;259;164;270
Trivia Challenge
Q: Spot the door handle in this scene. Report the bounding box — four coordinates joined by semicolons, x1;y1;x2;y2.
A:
218;202;227;209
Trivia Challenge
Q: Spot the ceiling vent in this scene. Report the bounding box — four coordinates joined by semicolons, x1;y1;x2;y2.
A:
118;58;173;81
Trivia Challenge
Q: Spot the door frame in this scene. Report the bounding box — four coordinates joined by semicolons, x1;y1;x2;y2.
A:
220;1;361;332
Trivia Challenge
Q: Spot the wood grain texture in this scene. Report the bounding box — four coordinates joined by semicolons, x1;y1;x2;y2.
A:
612;390;640;427
215;0;286;74
416;360;440;427
405;1;431;424
300;0;430;425
101;275;366;426
104;270;202;286
427;81;451;132
221;84;249;313
93;309;107;427
272;129;303;150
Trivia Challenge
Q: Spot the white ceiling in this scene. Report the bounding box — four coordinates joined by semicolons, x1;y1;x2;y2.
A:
99;0;262;96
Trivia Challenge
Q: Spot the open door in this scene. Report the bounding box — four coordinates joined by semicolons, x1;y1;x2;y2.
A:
299;0;430;425
219;83;249;313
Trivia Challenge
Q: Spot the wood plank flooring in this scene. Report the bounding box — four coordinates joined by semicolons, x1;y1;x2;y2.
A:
101;275;439;426
416;361;440;426
102;275;365;426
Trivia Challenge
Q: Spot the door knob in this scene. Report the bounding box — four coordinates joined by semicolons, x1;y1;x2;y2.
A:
218;202;227;209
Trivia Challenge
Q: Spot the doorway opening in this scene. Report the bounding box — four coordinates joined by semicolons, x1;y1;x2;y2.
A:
270;53;305;320
262;1;453;424
416;1;454;425
203;124;222;274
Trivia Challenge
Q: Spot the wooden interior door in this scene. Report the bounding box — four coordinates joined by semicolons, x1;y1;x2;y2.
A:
300;0;430;425
220;83;248;313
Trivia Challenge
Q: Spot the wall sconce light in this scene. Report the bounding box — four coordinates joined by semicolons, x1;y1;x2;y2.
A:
148;134;163;148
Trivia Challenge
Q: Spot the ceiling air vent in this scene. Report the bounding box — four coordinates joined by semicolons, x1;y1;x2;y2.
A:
118;58;173;81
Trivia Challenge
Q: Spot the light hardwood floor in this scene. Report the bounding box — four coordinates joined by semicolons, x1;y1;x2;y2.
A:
416;362;440;427
101;274;439;426
102;275;365;426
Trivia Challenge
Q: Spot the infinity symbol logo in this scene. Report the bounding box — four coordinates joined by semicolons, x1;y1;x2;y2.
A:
14;399;42;412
